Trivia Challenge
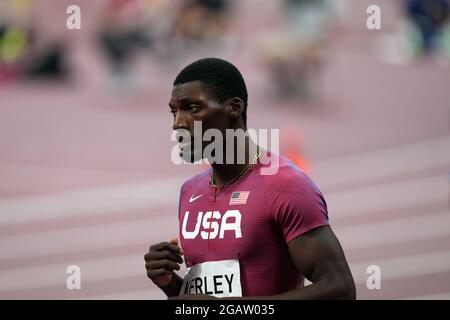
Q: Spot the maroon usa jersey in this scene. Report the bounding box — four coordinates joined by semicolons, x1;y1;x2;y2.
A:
178;152;329;296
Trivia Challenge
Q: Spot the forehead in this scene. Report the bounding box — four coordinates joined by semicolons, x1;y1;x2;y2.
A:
170;81;214;103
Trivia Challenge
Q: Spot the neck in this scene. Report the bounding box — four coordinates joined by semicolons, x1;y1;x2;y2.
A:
210;134;259;188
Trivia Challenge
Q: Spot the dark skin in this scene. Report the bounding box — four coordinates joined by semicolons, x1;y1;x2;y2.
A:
144;81;356;300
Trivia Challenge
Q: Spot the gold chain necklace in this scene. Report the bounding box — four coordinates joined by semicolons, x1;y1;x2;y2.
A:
210;147;262;188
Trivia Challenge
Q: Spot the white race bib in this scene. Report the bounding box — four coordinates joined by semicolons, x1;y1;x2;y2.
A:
180;259;242;298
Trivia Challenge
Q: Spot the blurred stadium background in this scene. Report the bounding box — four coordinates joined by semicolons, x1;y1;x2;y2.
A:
0;0;449;299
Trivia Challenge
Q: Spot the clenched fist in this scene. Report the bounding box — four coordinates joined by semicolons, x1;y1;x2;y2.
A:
144;238;184;287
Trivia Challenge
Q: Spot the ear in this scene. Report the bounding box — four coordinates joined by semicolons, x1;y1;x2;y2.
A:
226;97;245;120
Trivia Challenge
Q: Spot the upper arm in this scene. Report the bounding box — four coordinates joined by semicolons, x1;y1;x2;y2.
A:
268;169;355;298
288;225;356;298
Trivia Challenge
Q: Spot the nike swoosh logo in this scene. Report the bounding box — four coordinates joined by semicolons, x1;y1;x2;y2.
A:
189;194;203;203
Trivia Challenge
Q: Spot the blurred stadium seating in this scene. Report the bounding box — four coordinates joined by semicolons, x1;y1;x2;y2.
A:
0;0;449;299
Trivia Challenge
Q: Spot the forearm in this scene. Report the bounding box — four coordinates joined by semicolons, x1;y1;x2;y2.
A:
223;279;355;300
270;279;355;300
159;273;184;297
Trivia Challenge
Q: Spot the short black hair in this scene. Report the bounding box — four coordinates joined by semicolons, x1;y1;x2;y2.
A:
173;57;248;126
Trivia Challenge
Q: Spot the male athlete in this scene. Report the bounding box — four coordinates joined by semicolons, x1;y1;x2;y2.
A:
144;58;356;299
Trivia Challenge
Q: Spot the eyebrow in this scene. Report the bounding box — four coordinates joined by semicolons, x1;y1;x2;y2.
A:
169;97;200;108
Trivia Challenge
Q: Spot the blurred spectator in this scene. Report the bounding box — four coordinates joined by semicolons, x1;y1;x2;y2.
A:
0;0;70;83
261;0;340;102
97;0;153;93
379;0;450;64
405;0;450;54
172;0;231;46
0;0;31;82
24;41;70;80
96;0;233;93
405;0;450;58
97;0;187;92
0;25;28;82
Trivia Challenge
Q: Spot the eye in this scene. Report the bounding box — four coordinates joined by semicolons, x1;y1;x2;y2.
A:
169;109;176;116
188;104;200;113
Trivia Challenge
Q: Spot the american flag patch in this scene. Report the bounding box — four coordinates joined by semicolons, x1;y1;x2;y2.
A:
229;191;250;205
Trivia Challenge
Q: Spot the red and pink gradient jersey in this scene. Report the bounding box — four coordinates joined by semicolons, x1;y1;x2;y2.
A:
178;152;329;297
